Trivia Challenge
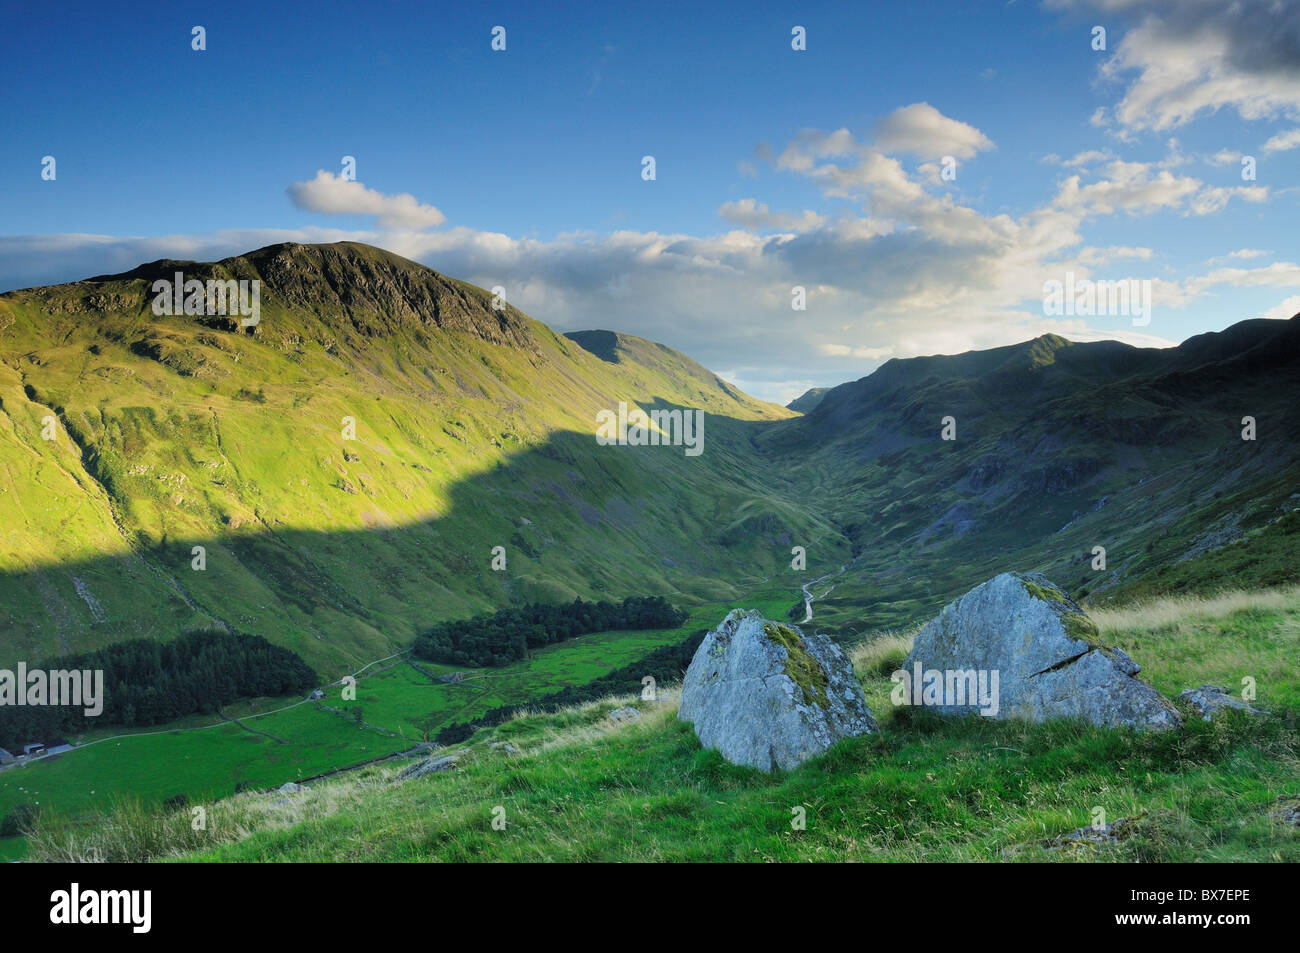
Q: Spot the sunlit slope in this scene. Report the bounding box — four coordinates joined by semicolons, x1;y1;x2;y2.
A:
0;242;828;673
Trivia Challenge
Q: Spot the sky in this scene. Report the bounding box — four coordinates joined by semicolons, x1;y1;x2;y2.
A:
1;0;1298;403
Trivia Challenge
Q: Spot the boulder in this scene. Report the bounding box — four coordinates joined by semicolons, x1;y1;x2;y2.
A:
1003;814;1145;858
678;609;877;771
902;572;1180;730
278;781;309;794
608;706;641;723
395;754;459;782
1271;796;1300;826
1178;684;1268;721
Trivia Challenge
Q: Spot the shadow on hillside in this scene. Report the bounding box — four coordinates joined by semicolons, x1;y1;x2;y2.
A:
0;397;821;675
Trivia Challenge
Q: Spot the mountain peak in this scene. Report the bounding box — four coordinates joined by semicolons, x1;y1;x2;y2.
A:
19;241;539;351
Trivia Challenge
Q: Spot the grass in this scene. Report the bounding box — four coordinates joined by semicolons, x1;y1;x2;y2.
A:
27;585;1300;862
0;598;740;835
1090;585;1300;710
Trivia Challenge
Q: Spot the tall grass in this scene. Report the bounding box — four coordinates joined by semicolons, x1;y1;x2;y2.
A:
1090;585;1300;633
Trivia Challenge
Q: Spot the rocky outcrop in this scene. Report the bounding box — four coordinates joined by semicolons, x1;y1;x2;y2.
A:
1179;684;1268;721
902;572;1181;730
394;754;459;782
678;609;877;771
1271;796;1300;826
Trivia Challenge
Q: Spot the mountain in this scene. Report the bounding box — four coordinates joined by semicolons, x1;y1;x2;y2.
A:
0;243;828;673
786;387;830;413
3;241;1298;677
756;321;1300;633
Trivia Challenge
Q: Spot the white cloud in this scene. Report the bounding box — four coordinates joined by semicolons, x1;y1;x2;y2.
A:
1206;148;1243;166
1053;161;1200;215
819;343;894;360
1186;184;1269;215
717;200;826;232
1264;294;1300;318
1184;261;1300;294
1052;158;1269;217
1074;245;1154;265
1061;149;1114;167
873;102;995;160
1262;128;1300;153
287;171;446;229
1055;0;1300;133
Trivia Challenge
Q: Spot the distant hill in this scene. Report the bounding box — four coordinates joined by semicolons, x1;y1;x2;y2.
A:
756;319;1300;633
787;387;830;413
563;329;773;417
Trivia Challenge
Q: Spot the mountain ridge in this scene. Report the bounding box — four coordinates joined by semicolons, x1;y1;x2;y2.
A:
0;243;817;673
2;242;1297;673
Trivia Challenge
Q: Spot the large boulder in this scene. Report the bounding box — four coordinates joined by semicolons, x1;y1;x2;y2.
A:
902;572;1181;730
678;609;878;771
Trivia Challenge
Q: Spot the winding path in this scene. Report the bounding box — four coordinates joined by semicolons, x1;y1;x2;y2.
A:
800;563;849;623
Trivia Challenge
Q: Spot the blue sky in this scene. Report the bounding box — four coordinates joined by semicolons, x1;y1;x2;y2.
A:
2;0;1298;402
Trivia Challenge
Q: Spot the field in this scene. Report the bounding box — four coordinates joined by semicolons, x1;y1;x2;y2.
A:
0;590;800;859
24;586;1300;862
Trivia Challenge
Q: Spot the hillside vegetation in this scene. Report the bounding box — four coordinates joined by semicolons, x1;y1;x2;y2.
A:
3;244;1298;857
5;243;1297;674
757;321;1300;637
26;586;1300;863
0;242;824;675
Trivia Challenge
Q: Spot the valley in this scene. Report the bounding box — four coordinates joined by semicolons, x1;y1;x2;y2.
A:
2;241;1298;858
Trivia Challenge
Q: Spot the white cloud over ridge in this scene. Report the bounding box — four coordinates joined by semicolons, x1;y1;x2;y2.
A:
5;89;1294;403
287;171;446;229
873;102;995;160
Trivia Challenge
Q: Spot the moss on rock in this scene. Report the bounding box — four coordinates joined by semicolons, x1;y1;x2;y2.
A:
762;622;830;709
1062;610;1101;645
1021;579;1067;604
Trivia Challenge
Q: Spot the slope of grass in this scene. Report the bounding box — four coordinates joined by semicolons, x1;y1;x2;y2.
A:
28;586;1300;862
0;243;829;675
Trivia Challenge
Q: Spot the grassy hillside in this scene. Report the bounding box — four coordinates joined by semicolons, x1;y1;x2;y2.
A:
4;244;1298;862
0;587;799;853
25;586;1300;863
6;245;1295;675
0;242;835;674
756;319;1300;638
786;386;829;413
